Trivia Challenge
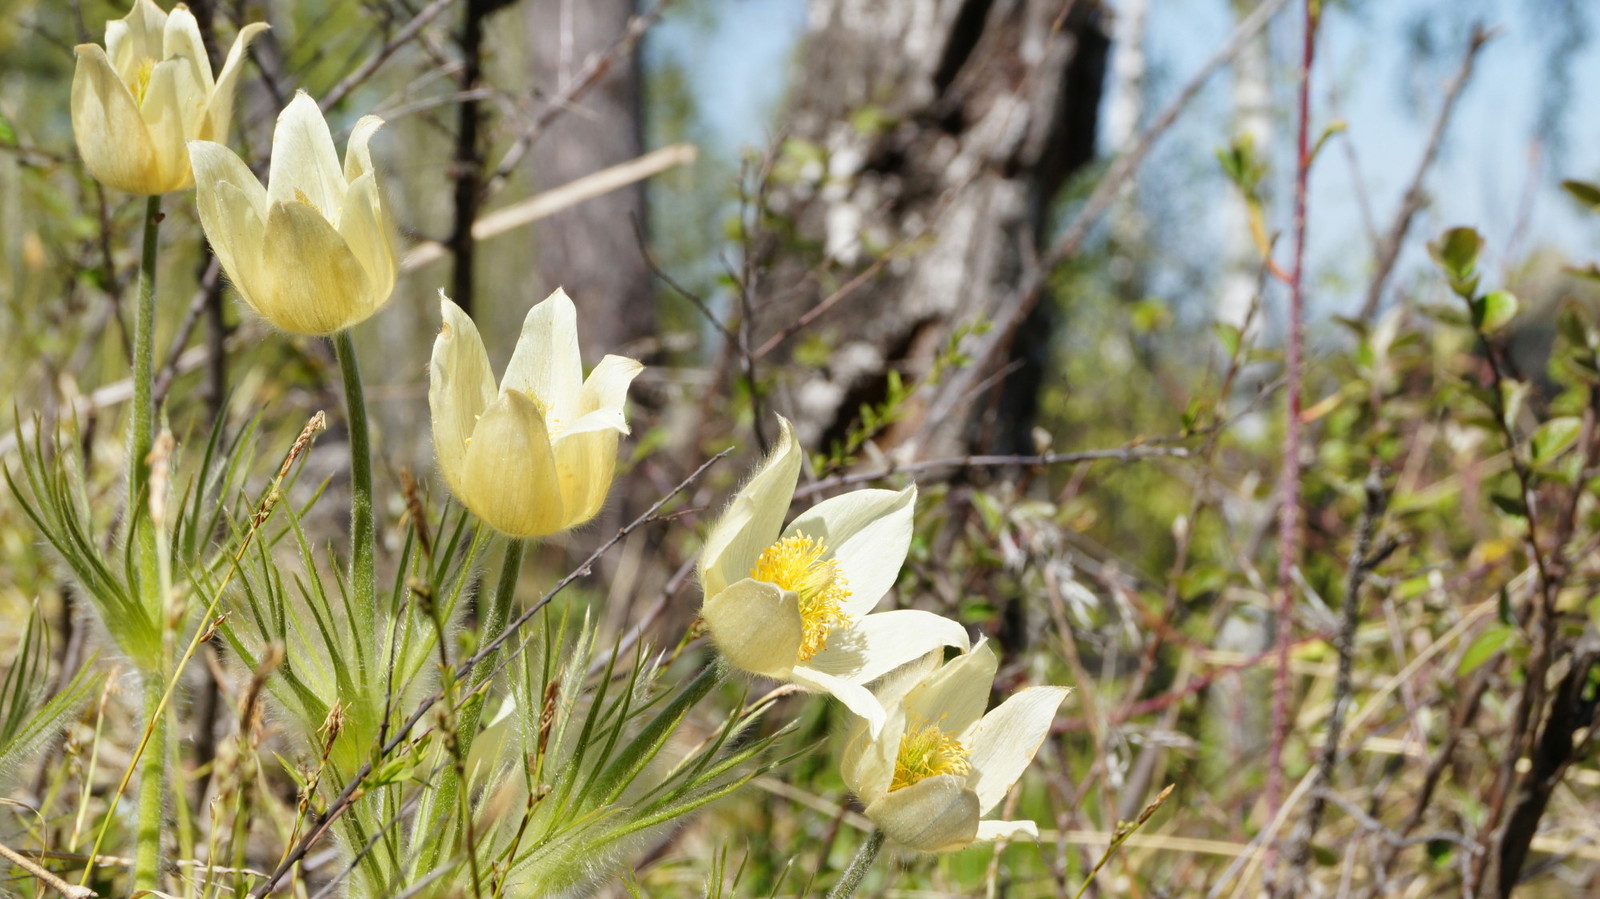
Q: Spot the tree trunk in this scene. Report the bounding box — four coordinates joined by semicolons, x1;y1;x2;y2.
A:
526;0;654;359
759;0;1108;461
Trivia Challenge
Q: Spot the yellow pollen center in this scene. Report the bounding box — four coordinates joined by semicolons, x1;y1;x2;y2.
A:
749;534;850;660
891;716;972;791
520;391;564;438
129;57;157;105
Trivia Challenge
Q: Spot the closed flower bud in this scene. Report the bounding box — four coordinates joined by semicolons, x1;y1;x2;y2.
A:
429;290;643;539
188;92;399;335
72;0;266;195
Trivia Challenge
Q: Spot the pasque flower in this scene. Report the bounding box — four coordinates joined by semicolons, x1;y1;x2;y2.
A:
429;290;642;538
698;416;969;734
188;91;399;335
838;639;1069;852
72;0;267;195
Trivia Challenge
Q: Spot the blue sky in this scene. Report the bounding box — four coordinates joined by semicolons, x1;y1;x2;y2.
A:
649;0;1600;321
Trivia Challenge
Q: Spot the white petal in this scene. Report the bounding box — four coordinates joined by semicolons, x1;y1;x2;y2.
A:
267;91;344;220
698;416;800;600
964;685;1070;814
502;288;583;422
838;701;904;804
974;819;1039;843
784;485;914;620
72;44;158;194
905;638;997;738
109;0;166;74
458;391;565;538
343;114;385;183
702;578;803;680
139;58;198;190
805;609;969;685
162;4;212;95
574;354;644;434
863;775;980;853
189;140;267;305
791;665;889;738
337;171;396;312
203;22;269;141
550;427;619;528
429;295;497;493
257;199;370;335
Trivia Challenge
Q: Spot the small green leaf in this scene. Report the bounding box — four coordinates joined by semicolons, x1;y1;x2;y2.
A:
1489;491;1527;518
1561;179;1600;211
1428;227;1484;297
1458;623;1514;676
1531;416;1583;461
1470;290;1518;333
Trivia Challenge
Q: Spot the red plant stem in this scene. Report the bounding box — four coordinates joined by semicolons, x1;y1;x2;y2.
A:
1268;0;1317;818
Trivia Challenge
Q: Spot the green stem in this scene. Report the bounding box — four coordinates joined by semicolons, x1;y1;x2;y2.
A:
134;673;168;890
826;828;887;899
129;195;161;510
131;195;166;891
333;330;376;617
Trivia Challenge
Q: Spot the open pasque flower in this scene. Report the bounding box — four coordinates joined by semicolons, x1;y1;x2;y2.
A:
72;0;266;194
838;639;1069;852
699;416;969;734
430;290;642;538
188;91;398;335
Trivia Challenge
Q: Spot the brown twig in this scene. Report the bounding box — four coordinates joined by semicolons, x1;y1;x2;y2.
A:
790;445;1193;501
1266;0;1318;824
319;0;459;113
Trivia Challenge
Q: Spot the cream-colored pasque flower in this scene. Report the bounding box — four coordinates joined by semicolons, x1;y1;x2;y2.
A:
72;0;266;195
699;416;969;734
188;91;398;335
839;639;1069;852
430;289;642;539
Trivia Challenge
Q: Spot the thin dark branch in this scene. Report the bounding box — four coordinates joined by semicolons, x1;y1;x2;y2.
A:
1357;25;1494;322
791;445;1193;501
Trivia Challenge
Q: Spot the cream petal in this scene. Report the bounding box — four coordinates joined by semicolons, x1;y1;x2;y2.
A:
790;665;890;738
108;0;166;75
267;92;345;220
867;649;946;710
140;59;198;190
502;288;584;421
429;296;498;493
257;200;370;335
904;638;997;739
698;416;801;600
72;44;158;195
838;701;904;803
702;578;803;680
550;427;619;528
336;172;396;311
784;485;915;620
459;391;566;538
576;354;644;431
162;5;212;96
189;140;268;289
974;819;1039;843
964;685;1070;815
864;775;981;853
805;610;969;685
343;115;385;183
203;22;269;141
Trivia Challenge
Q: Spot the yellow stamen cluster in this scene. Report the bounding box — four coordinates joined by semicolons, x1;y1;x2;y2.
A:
750;534;850;660
130;57;156;105
891;716;972;791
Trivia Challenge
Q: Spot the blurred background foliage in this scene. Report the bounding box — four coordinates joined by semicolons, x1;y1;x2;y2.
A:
3;0;1600;896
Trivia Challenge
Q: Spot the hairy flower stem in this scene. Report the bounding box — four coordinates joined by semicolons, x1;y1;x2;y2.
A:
130;194;167;891
130;196;163;601
826;828;887;899
333;330;376;619
134;672;168;889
